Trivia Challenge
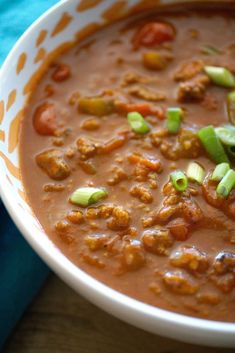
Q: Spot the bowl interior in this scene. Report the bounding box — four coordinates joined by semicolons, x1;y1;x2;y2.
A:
1;0;235;346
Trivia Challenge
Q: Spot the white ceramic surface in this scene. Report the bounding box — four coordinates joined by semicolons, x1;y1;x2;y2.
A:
0;0;235;347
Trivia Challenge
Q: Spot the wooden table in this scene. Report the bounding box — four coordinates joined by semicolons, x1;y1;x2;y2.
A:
3;275;234;353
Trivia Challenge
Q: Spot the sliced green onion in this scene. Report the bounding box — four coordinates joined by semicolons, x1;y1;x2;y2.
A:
201;45;221;56
227;91;235;125
198;125;230;164
226;145;235;158
216;169;235;197
215;126;235;146
170;170;188;192
127;112;150;134
186;162;205;184
166;107;182;133
204;66;235;88
223;124;235;132
70;187;107;207
211;163;230;181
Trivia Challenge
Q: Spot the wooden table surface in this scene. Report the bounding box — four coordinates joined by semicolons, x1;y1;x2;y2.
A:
3;274;234;353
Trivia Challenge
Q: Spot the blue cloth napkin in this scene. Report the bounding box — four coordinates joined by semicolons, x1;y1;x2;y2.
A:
0;0;59;349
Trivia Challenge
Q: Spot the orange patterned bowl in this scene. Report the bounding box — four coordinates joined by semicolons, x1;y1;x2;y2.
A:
0;0;235;346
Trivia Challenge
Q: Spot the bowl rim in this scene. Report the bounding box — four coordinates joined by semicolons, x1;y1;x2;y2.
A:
1;0;235;343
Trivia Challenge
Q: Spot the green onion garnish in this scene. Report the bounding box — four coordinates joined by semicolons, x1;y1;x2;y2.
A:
70;187;108;207
186;162;205;184
216;169;235;197
201;45;221;56
215;126;235;146
226;145;235;158
204;66;235;88
166;107;182;133
223;124;235;132
211;163;230;181
170;170;188;192
198;125;230;164
227;91;235;125
127;112;150;134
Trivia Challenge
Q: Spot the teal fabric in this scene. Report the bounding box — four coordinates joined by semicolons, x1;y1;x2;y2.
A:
0;0;59;349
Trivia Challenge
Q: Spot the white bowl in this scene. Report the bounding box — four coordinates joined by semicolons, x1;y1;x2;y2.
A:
1;0;235;347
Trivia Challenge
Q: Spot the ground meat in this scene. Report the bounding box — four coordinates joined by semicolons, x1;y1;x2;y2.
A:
196;292;221;305
130;185;153;203
160;129;203;160
128;86;166;102
201;93;218;111
167;218;190;241
66;210;84;224
36;149;71;180
85;207;100;220
152;181;203;240
121;72;150;86
122;240;146;271
170;246;209;274
43;183;65;192
210;252;235;293
99;204;114;219
55;220;71;234
84;234;108;251
80;118;100;131
76;137;97;160
202;173;225;208
52;63;71;82
174;60;204;81
142;228;173;255
211;273;235;293
78;160;97;175
177;75;210;103
107;206;130;231
107;166;128;185
182;198;204;223
213;251;235;275
162;270;199;295
80;252;105;268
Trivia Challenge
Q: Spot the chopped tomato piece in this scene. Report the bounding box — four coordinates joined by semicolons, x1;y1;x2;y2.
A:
128;153;162;172
115;101;164;119
133;22;175;49
33;102;57;136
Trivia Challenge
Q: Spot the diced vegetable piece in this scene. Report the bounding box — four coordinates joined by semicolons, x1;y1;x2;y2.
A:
78;97;115;117
115;101;164;119
216;170;235;197
70;187;108;207
170;170;188;192
204;66;235;88
127;112;150;134
133;22;175;48
215;126;235;146
142;51;168;70
166;107;182;133
198;125;230;164
211;163;230;181
227;91;235;125
186;162;205;184
201;45;221;56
